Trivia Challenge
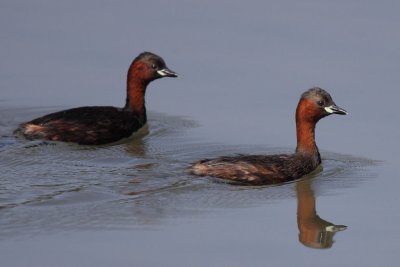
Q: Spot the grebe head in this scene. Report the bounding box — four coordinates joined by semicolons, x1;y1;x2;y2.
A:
129;52;178;83
297;87;348;122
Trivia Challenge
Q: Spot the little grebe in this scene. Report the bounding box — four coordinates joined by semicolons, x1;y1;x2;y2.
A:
14;52;177;145
191;87;347;185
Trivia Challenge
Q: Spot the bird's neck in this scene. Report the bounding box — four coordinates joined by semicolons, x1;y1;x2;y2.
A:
124;64;150;117
296;118;318;154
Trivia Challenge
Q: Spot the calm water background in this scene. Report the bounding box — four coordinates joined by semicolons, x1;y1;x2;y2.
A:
0;1;399;266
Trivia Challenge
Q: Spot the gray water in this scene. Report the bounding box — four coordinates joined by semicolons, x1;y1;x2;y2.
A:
0;1;398;266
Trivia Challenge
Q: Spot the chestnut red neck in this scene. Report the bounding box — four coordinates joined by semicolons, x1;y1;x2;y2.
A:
295;99;319;154
123;62;152;117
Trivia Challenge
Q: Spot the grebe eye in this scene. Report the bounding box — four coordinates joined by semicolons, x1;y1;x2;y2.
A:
317;100;325;106
151;64;157;70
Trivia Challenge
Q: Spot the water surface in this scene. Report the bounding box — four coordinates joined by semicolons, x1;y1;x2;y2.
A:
1;107;377;264
1;0;398;266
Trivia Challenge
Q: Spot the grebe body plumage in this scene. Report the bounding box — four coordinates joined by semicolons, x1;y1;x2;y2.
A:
191;87;347;185
15;52;177;145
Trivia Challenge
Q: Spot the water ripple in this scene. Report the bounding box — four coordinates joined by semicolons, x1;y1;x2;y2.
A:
0;107;378;238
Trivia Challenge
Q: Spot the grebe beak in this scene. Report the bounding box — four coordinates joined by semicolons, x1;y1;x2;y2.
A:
324;104;348;115
325;225;347;232
157;67;178;77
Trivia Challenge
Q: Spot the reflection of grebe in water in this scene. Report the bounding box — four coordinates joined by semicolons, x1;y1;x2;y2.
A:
296;178;347;249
